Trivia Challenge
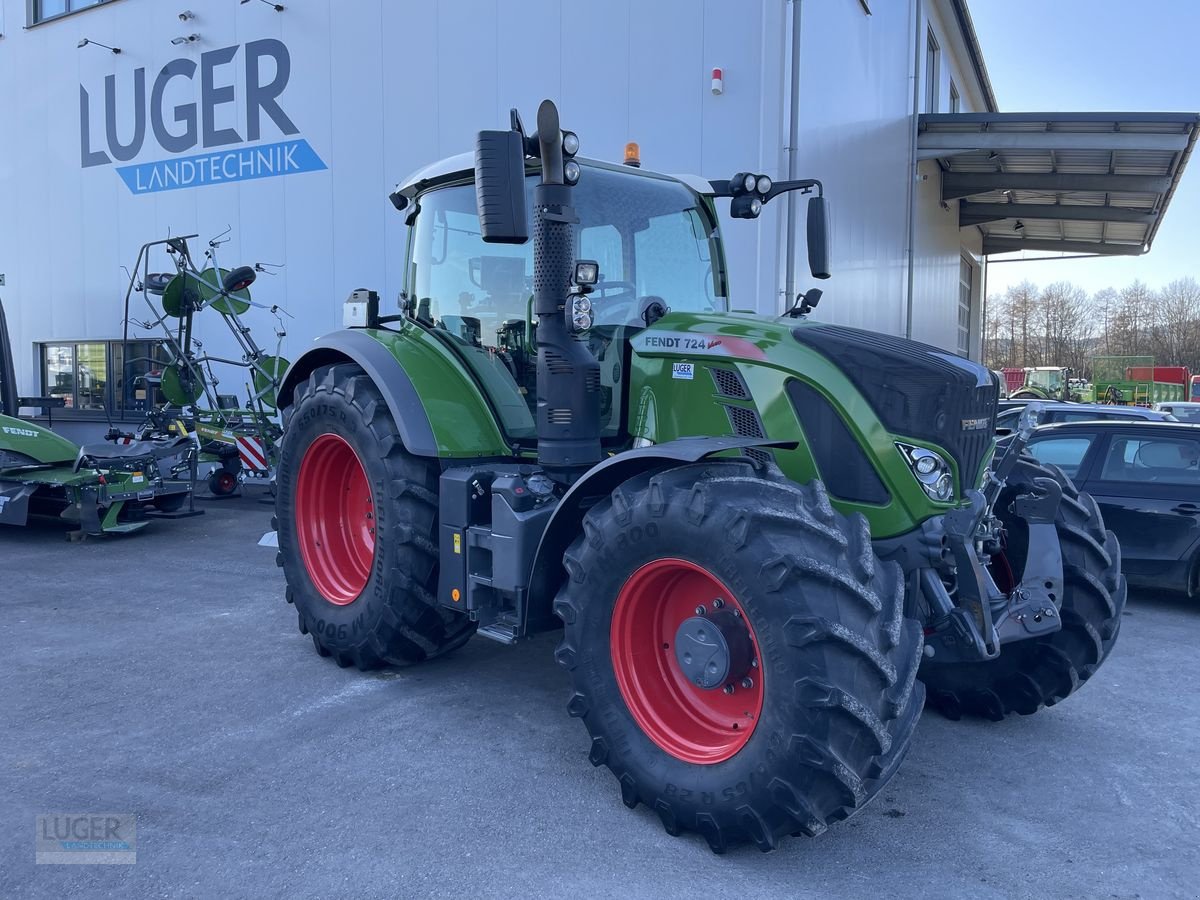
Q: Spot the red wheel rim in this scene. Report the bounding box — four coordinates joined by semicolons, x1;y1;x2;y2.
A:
216;472;237;494
295;433;376;605
610;558;764;765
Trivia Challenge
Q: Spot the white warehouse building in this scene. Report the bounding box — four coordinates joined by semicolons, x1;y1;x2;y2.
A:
0;0;1193;434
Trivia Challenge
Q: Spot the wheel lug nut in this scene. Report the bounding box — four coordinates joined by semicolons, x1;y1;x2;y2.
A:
723;684;735;695
741;677;754;689
713;598;724;609
695;605;706;616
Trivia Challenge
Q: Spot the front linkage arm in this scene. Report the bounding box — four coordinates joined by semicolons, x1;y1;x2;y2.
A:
922;404;1065;664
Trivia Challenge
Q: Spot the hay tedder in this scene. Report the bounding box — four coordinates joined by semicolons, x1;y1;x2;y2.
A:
116;234;289;496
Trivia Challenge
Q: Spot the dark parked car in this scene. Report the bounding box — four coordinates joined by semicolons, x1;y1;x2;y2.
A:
1020;420;1200;595
996;402;1175;434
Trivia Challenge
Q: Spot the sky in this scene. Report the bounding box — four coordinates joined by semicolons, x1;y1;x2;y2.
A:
967;0;1200;299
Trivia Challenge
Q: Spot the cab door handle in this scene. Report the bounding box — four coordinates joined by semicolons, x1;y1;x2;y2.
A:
1172;503;1200;515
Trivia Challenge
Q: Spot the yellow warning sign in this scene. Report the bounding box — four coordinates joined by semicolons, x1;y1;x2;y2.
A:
453;533;462;554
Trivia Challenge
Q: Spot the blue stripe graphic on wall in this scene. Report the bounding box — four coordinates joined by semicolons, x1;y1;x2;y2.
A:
115;139;327;194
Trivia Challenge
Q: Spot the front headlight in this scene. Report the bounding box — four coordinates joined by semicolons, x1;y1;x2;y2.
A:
897;442;955;502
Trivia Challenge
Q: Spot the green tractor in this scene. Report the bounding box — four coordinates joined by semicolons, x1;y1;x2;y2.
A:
273;102;1126;851
1010;366;1081;402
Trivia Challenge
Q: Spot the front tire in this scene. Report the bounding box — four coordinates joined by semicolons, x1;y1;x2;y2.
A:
554;461;925;852
921;458;1126;719
275;363;475;669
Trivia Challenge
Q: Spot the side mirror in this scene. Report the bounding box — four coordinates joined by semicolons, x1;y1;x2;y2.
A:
807;195;831;280
474;129;529;244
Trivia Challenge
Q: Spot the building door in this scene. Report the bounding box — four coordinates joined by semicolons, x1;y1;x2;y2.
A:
957;255;975;357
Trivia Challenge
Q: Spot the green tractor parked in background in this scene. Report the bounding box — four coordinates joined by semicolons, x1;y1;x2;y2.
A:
274;101;1126;852
1009;366;1081;402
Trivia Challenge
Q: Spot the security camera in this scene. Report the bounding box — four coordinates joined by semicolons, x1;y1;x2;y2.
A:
178;9;194;20
170;33;199;44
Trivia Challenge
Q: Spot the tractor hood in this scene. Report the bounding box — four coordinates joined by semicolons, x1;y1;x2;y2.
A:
0;413;79;466
628;311;1000;536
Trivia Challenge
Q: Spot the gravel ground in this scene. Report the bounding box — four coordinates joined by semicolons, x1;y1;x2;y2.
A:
2;492;1197;899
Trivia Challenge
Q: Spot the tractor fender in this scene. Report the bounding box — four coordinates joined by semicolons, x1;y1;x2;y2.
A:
278;329;439;457
526;436;797;631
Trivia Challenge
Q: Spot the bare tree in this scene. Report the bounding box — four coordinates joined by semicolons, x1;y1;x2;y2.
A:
1005;280;1040;367
1092;286;1118;355
1150;277;1200;370
1039;281;1092;374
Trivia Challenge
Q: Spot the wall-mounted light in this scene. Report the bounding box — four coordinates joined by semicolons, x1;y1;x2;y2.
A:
77;38;121;54
171;33;200;45
240;0;285;10
178;9;195;20
1014;220;1025;232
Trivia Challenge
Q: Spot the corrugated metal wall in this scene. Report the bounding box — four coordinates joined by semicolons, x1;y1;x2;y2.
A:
0;0;984;401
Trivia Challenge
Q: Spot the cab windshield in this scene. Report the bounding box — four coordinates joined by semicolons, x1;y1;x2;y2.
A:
1029;369;1064;392
408;163;727;440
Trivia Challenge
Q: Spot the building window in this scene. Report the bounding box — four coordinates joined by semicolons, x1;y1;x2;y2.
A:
30;0;109;26
958;256;974;357
925;28;940;113
38;339;170;417
949;80;960;113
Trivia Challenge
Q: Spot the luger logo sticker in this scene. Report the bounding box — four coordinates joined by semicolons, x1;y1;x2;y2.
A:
79;39;327;194
671;362;695;380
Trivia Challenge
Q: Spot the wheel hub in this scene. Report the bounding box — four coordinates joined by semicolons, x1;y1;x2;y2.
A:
609;558;765;765
674;611;754;690
294;433;376;606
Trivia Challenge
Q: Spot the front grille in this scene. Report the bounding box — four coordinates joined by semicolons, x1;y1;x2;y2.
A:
725;404;766;439
709;366;750;399
743;447;774;468
792;324;998;493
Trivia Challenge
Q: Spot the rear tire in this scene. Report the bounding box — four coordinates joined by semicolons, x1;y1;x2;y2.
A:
920;458;1126;720
554;461;925;852
275;363;475;669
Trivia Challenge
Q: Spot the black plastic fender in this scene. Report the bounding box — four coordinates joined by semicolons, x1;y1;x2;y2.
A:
277;329;439;456
525;436;797;633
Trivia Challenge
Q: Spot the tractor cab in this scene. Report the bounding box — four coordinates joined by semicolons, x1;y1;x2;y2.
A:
391;157;731;445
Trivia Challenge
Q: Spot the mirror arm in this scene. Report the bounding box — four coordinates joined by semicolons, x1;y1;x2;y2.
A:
707;178;822;204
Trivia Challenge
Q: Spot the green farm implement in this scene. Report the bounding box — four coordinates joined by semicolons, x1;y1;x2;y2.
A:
0;300;194;534
117;234;287;495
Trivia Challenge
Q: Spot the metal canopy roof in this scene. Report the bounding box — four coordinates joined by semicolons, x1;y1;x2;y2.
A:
918;112;1200;256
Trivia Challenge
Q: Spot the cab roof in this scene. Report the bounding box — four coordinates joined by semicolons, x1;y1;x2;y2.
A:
392;153;713;202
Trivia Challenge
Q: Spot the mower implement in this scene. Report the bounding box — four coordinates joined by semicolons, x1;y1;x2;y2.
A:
274;101;1126;851
0;300;194;535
